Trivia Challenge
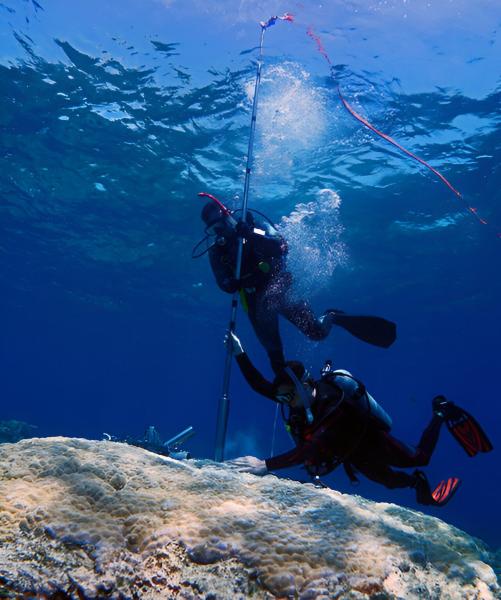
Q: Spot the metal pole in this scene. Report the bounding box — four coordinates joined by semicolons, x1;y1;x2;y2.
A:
214;27;266;462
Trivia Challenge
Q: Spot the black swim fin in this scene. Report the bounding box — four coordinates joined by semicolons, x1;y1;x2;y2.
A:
414;469;461;507
433;396;493;458
327;309;396;348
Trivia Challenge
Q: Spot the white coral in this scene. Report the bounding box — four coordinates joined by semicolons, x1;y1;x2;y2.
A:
0;437;498;599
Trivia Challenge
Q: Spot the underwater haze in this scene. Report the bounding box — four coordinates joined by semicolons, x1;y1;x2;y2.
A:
1;0;500;550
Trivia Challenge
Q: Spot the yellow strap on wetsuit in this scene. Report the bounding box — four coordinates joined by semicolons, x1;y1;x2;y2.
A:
239;263;270;312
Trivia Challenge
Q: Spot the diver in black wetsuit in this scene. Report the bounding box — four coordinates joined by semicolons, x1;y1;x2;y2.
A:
226;332;493;506
197;200;397;373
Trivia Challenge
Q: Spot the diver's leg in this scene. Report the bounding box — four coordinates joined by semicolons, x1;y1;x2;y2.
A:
280;296;332;341
414;415;444;463
353;460;416;489
246;290;285;373
357;461;460;506
380;416;443;468
353;460;456;505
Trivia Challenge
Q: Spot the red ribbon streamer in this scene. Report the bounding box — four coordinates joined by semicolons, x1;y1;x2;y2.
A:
305;26;496;233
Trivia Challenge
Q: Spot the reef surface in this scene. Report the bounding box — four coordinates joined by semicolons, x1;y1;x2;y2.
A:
0;437;498;599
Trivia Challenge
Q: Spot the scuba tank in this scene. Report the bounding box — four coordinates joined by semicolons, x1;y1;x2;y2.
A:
319;360;392;432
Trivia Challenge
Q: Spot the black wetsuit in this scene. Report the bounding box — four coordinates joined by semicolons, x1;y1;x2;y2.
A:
235;353;443;491
208;212;332;372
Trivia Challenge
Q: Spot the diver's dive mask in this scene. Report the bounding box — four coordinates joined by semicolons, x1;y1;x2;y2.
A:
192;215;236;258
204;218;226;237
283;366;314;424
192;219;227;258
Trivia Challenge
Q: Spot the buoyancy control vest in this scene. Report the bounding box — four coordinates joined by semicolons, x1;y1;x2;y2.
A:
213;210;287;291
283;368;392;478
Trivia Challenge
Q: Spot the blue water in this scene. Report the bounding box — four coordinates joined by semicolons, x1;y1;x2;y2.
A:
1;0;500;549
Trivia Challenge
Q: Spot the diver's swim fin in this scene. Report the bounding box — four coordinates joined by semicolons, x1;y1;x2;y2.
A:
414;469;461;507
433;396;493;458
327;309;396;348
430;476;461;506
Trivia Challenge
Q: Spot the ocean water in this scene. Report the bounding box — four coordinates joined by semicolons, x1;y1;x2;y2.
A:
1;0;500;551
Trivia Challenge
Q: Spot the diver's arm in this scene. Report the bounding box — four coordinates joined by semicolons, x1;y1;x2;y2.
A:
227;331;276;399
228;449;305;475
235;353;276;400
265;443;315;471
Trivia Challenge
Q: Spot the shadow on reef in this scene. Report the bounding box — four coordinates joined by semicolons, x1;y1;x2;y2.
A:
0;581;83;600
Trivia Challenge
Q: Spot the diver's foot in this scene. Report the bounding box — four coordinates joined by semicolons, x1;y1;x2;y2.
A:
430;476;461;506
432;395;459;420
413;469;461;507
324;308;345;321
319;313;334;328
413;469;433;505
323;309;397;348
432;395;453;418
432;396;494;457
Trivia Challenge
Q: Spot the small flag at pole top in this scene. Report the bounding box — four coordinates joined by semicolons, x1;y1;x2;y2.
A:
260;13;294;29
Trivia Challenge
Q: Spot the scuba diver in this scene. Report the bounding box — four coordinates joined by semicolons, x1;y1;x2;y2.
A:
226;332;493;506
194;195;397;373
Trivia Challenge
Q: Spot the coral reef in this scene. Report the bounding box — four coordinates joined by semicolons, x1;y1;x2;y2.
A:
0;437;498;599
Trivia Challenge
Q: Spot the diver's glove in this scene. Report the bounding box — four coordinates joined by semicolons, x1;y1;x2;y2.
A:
226;456;268;476
224;331;244;356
